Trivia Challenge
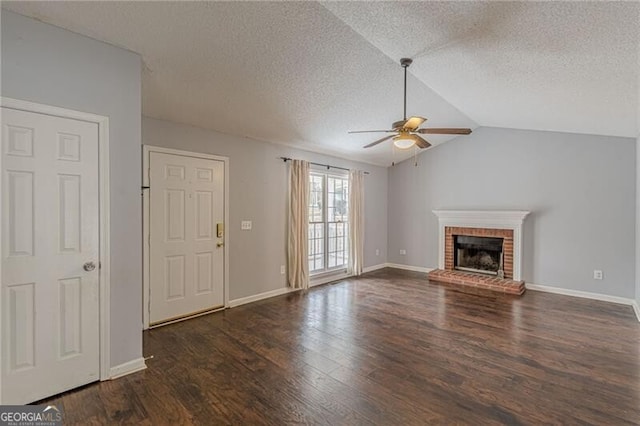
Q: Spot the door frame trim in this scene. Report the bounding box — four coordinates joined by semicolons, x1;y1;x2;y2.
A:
0;97;112;388
142;145;230;330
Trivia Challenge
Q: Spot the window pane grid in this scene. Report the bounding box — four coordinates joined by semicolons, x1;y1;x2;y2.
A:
308;174;324;223
308;223;324;272
327;176;348;223
308;172;349;275
327;222;348;268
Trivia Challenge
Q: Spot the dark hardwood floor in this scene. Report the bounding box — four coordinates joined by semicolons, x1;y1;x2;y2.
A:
42;268;640;425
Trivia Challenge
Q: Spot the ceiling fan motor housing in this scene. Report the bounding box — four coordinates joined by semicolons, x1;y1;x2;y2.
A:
400;58;413;68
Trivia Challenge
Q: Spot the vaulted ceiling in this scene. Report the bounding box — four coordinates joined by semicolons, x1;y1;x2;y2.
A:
3;2;639;166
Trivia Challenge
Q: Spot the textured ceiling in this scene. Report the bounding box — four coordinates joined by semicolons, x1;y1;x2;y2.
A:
323;1;639;138
3;2;638;167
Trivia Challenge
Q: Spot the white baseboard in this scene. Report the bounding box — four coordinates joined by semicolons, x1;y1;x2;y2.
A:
360;269;638;320
229;286;300;308
109;357;147;380
363;263;387;273
229;266;387;308
526;283;636;307
361;263;434;273
632;301;640;322
311;271;351;287
385;263;434;273
229;266;390;309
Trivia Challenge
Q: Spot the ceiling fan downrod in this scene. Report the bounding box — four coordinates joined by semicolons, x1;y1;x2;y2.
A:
400;58;412;121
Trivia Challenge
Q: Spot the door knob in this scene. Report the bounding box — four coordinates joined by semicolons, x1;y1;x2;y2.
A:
217;242;224;248
83;261;96;272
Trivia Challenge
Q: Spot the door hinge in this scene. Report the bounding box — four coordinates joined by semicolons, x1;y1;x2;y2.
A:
142;168;150;196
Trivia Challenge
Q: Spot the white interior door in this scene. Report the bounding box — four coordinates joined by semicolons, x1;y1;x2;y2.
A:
1;107;100;404
149;152;224;325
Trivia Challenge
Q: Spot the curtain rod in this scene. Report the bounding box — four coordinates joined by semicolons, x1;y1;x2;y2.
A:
279;157;369;174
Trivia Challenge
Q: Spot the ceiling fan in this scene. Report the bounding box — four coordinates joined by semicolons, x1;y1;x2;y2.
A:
349;58;472;150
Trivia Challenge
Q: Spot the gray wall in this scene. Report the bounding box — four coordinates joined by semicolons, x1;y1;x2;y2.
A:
2;11;143;366
636;37;640;308
143;117;388;300
637;133;640;307
388;126;636;298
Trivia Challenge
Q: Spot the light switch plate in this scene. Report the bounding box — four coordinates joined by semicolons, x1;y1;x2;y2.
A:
241;220;252;230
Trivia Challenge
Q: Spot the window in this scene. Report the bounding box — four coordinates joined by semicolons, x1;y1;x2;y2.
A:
308;171;349;274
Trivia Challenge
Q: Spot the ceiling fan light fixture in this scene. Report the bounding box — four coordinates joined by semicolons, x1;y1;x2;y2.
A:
393;134;415;150
349;57;472;150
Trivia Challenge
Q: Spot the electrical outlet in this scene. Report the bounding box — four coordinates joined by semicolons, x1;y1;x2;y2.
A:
593;270;603;280
375;249;380;256
280;265;285;275
241;220;252;230
400;249;407;255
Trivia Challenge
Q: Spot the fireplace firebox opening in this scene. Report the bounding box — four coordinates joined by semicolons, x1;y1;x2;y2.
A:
453;235;504;276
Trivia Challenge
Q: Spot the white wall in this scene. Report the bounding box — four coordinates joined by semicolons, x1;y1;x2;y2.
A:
388;126;636;299
1;11;143;366
143;117;388;300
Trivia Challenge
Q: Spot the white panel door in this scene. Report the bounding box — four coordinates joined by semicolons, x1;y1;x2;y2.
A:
1;107;100;404
149;152;224;324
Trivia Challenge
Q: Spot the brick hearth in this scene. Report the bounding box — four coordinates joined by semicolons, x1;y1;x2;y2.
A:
428;269;525;295
430;225;525;295
432;211;529;296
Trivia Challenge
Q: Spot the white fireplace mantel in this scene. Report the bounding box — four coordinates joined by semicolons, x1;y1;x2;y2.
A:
432;210;530;281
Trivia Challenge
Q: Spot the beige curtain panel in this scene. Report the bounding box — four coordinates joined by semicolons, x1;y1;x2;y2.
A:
349;169;365;276
287;159;310;289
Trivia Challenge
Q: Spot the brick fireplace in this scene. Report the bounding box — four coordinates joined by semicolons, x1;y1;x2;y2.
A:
429;210;529;295
445;227;514;279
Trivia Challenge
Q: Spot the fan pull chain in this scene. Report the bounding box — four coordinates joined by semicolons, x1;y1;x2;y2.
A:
391;143;396;166
414;146;418;167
